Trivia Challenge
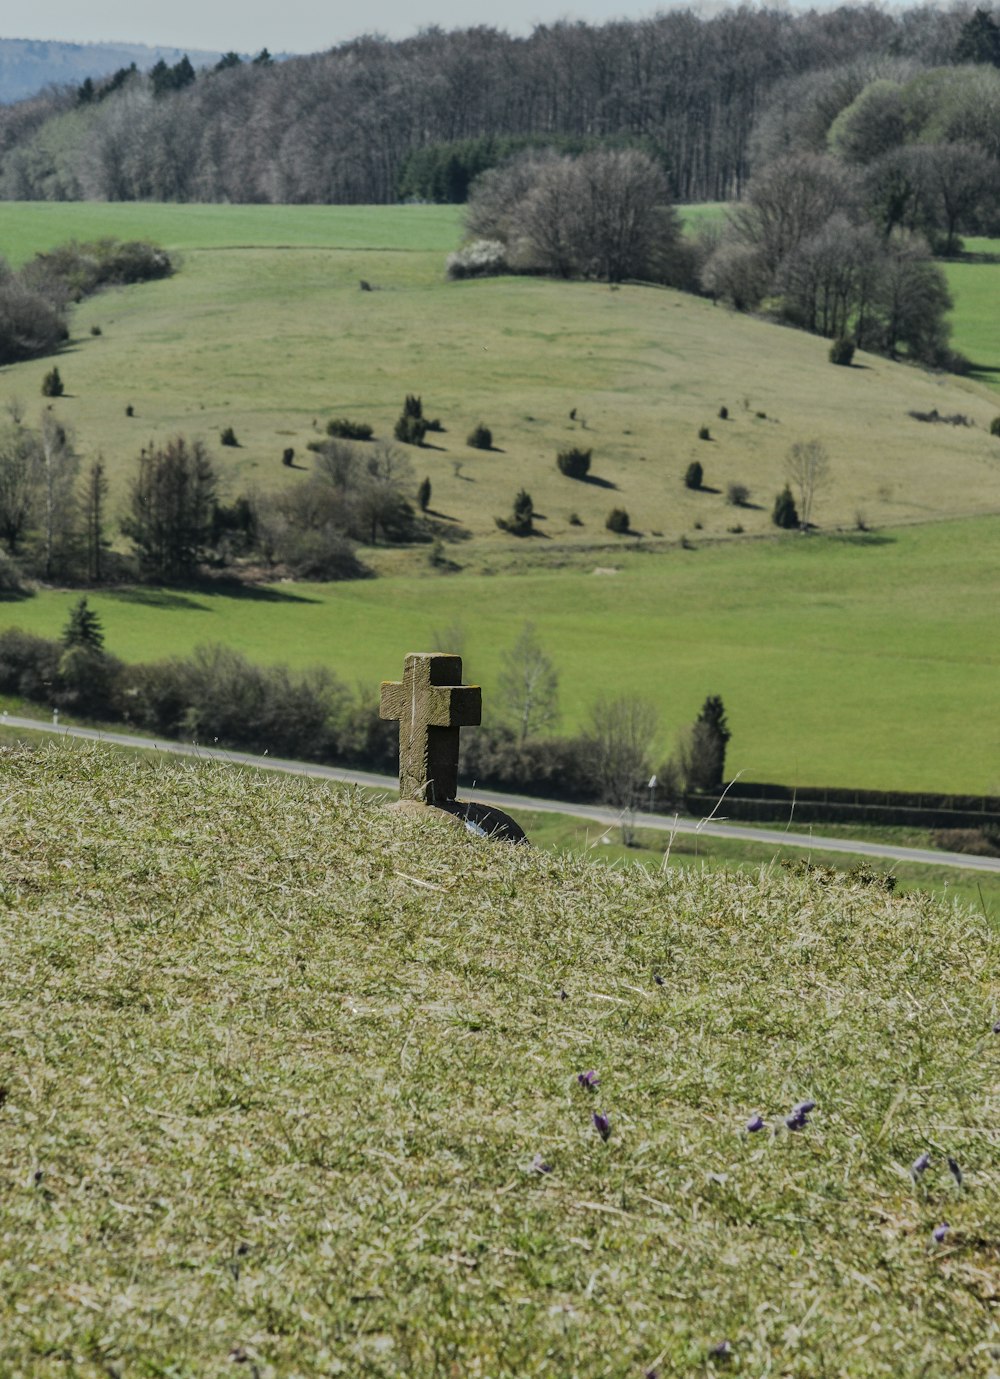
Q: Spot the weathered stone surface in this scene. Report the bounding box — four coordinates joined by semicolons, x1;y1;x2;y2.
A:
379;653;481;806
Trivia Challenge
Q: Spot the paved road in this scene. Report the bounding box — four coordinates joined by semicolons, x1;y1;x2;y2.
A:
3;712;999;875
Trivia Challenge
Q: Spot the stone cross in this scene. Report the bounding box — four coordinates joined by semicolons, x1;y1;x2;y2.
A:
379;653;481;806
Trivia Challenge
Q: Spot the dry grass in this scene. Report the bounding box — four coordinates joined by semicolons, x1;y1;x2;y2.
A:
1;743;997;1376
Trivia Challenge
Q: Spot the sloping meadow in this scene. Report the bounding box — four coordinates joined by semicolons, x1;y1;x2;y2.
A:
0;744;996;1376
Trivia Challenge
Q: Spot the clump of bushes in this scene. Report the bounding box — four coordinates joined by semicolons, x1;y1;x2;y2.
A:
395;394;429;446
557;447;592;479
467;424;493;450
989;416;1000;437
908;409;973;426
327;418;373;440
445;239;508;280
829;337;855;366
726;482;750;507
772;485;799;530
684;460;703;490
606;507;630;534
496;489;534;536
220;426;239;447
41;366;64;397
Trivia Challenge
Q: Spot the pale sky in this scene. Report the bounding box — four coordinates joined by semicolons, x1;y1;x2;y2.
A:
12;0;708;55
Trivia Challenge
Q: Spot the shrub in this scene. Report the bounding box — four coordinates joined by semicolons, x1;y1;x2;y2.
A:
684;460;703;490
418;476;431;512
41;366;64;397
0;279;67;366
991;417;1000;437
424;418;444;433
726;482;750;506
220;427;239;447
90;324;102;336
606;507;630;533
327;418;373;440
718;405;728;420
125;404;134;417
468;424;493;450
829;337;855;366
496;489;534;536
772;485;799;529
403;394;423;419
282;448;294;466
698;425;711;441
557;447;592;479
394;414;428;446
569;512;583;526
445;239;508;280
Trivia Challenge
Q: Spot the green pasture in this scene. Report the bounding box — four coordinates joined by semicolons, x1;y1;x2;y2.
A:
1;746;996;1376
943;236;1000;388
2;513;998;793
2;202;1000;554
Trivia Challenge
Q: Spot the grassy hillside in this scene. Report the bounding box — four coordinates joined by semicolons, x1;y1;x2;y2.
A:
0;744;996;1377
943;236;1000;389
1;204;999;553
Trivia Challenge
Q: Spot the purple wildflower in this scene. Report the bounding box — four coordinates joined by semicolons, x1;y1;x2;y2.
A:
785;1099;815;1131
577;1069;600;1089
531;1153;553;1174
746;1113;766;1133
792;1100;816;1116
947;1157;963;1188
593;1110;611;1141
932;1222;949;1244
644;1370;660;1379
911;1152;931;1179
709;1339;732;1359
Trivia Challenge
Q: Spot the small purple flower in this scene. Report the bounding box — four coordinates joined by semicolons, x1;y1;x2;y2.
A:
654;974;665;986
932;1222;949;1244
531;1153;553;1174
947;1156;963;1188
709;1339;732;1359
911;1152;931;1179
644;1370;660;1379
785;1099;815;1131
593;1110;611;1141
746;1113;766;1133
577;1069;600;1089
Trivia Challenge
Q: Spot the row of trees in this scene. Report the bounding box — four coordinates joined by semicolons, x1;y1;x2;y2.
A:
0;6;992;205
0;423;427;588
0;610;732;836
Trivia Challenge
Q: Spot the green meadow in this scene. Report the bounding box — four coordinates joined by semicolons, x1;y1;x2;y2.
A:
1;746;996;1376
0;203;999;793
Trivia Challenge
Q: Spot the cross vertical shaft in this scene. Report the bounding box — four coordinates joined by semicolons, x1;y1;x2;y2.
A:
379;653;482;805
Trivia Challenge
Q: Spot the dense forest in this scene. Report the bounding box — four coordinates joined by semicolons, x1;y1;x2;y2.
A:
1;4;999;206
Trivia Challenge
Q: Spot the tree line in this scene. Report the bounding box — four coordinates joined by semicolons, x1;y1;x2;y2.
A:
0;608;731;834
0;5;991;206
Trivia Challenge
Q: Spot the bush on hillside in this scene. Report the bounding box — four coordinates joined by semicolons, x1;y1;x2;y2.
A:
467;424;493;450
327;418;373;440
41;366;64;397
220;426;239;447
684;460;703;490
698;425;711;441
446;239;508;280
557;447;592;479
772;485;800;529
829;337;855;366
394;414;428;446
726;481;750;506
0;279;67;366
606;507;630;533
991;416;1000;437
496;488;534;536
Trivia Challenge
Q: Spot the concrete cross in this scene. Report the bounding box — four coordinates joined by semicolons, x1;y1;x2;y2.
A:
379;653;482;806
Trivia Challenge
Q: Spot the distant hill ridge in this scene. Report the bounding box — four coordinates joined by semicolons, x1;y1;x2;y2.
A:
0;37;232;103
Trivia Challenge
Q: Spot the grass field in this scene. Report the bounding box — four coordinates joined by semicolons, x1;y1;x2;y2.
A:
2;512;998;792
0;204;998;793
943;236;1000;389
2;203;999;551
1;745;996;1376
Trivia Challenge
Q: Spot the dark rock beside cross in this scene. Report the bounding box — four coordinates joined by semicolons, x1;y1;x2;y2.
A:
379;652;526;843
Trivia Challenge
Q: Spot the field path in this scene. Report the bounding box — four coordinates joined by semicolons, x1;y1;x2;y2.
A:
4;713;998;875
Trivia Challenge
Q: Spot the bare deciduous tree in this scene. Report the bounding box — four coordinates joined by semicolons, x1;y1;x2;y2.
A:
497;622;559;742
584;694;659;845
785;439;830;530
